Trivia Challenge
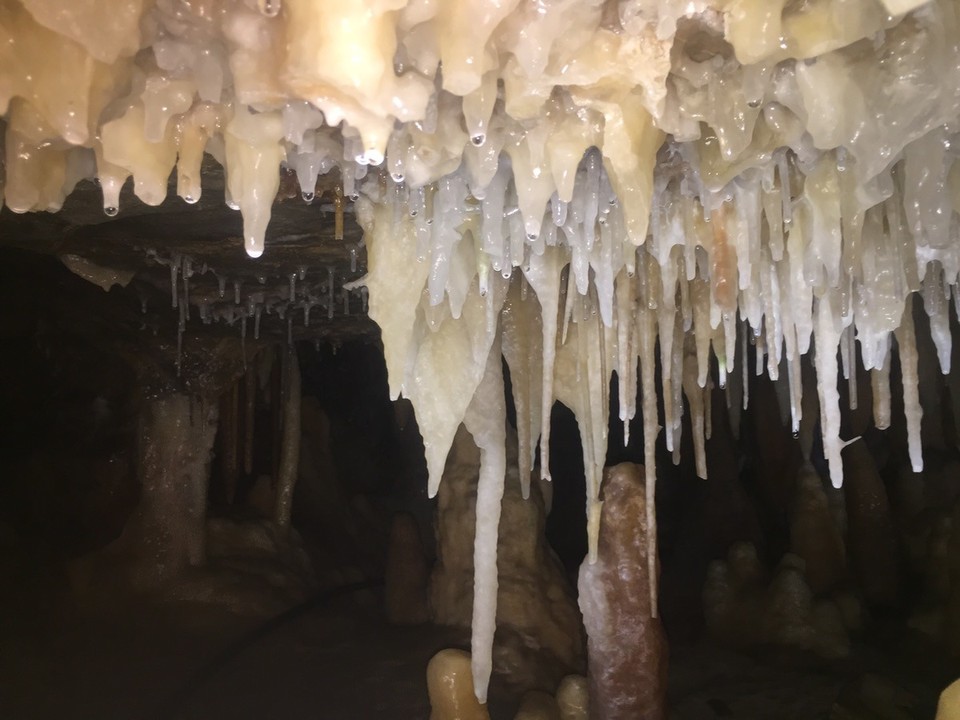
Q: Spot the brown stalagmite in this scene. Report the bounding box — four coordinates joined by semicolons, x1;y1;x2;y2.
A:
577;462;666;720
555;675;589;720
843;438;900;606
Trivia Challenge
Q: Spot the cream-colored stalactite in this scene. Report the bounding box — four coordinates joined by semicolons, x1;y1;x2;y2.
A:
224;105;285;258
501;276;544;499
101;103;178;208
895;294;925;473
19;0;149;64
463;331;508;705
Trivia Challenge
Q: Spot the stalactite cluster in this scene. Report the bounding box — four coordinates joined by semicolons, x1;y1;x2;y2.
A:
2;0;958;701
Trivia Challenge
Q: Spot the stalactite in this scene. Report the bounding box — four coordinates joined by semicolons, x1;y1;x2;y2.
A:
4;0;960;702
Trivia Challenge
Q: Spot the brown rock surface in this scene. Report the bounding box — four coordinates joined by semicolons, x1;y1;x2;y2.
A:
843;439;900;607
385;512;430;625
430;425;584;692
577;462;667;720
789;463;847;595
514;690;561;720
555;675;589;720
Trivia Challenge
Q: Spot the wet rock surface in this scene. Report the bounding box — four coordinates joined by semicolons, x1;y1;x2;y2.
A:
430;425;584;696
578;462;667;720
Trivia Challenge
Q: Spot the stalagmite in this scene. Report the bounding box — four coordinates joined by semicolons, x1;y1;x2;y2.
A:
273;345;301;529
937;678;960;720
426;649;491;720
555;676;589;720
578;463;666;720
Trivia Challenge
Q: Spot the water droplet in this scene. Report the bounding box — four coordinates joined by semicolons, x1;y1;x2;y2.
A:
104;206;118;217
526;232;538;241
257;0;280;16
471;134;486;147
409;209;419;217
391;172;404;183
426;218;433;225
719;380;726;390
349;192;360;201
792;430;800;439
226;200;240;210
302;191;315;203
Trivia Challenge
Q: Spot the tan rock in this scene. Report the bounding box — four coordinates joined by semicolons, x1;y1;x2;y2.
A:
555;675;589;720
427;649;491;720
936;678;960;720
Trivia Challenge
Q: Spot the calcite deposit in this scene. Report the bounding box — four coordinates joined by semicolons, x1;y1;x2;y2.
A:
3;0;960;699
578;463;666;720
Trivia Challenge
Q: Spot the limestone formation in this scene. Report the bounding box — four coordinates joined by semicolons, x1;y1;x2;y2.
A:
430;425;584;693
789;463;847;595
578;463;666;720
937;678;960;720
843;439;900;607
704;543;850;659
555;676;589;720
427;649;491;720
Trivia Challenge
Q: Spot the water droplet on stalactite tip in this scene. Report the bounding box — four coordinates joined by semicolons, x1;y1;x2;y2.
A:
792;430;800;439
349;192;360;201
391;172;405;183
257;0;280;17
409;208;419;217
302;191;315;203
104;206;118;217
471;134;486;146
183;195;198;205
526;232;538;241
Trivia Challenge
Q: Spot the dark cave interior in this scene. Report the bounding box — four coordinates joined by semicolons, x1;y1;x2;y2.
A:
1;238;959;719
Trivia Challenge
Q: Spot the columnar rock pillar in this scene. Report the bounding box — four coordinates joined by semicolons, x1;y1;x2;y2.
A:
578;462;666;720
127;392;218;587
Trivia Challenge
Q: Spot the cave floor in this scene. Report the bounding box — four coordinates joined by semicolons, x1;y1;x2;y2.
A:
0;590;954;720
